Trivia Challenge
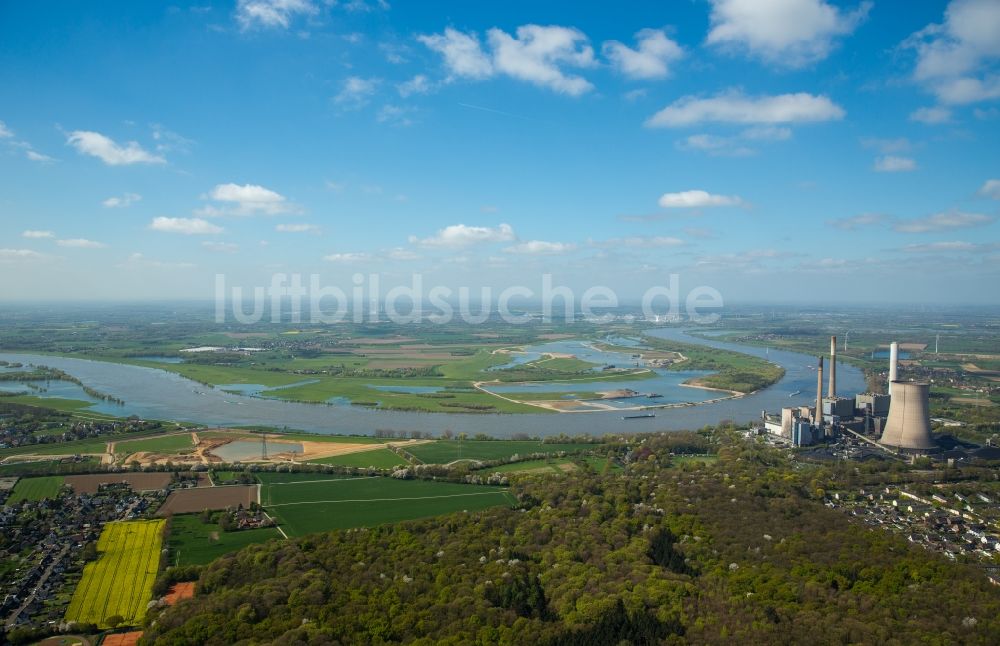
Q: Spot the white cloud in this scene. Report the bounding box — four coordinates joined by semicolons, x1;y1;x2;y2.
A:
0;121;13;138
275;223;319;233
236;0;317;30
861;137;913;154
900;241;993;253
893;210;994;233
658;190;744;208
102;192;142;208
706;0;871;67
387;247;420;261
602;28;683;80
409;223;515;248
22;230;54;239
324;252;371;262
740;125;793;141
66;130;165;165
676;134;754;156
419;25;596;96
904;0;1000;105
0;248;47;263
376;104;415;126
120;252;196;270
488;25;596;96
417;28;495;79
874;155;918;172
503;240;576;254
910;106;953;124
198;183;295;216
979;179;1000;199
397;74;433;97
826;213;887;230
56;238;107;249
334;76;379;110
201;241;239;253
25;150;55;163
647;91;845;127
150;217;223;235
595;236;685;248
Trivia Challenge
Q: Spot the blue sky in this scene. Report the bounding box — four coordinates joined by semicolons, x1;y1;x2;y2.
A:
1;0;998;303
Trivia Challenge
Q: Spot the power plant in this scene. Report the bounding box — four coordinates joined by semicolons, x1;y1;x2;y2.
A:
758;336;938;454
828;335;836;398
878;381;935;451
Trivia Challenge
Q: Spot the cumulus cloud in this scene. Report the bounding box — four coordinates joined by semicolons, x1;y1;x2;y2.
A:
397;74;434;97
417;28;494;79
26;150;55;163
488;25;597;96
120;252;196;270
602;28;683;80
646;91;845;127
334;76;379;110
503;240;576;254
910;106;953;124
275;223;320;233
66;130;165;165
979;178;1000;199
677;126;791;157
658;190;744;208
102;193;141;208
22;230;54;239
0;121;12;138
874;155;918;172
376;104;415;126
236;0;317;30
150;217;223;235
409;223;515;248
706;0;871;67
904;0;1000;105
56;238;106;249
387;247;420;261
419;24;596;95
198;183;295;216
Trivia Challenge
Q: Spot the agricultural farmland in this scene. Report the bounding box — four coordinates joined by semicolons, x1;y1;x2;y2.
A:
257;473;513;537
64;519;165;628
405;439;598;464
7;475;64;502
166;513;283;566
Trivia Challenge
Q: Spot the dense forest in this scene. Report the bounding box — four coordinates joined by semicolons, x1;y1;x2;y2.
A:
145;433;1000;645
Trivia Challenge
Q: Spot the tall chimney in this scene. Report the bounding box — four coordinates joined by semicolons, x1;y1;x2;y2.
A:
888;342;899;396
815;356;824;426
828;335;837;398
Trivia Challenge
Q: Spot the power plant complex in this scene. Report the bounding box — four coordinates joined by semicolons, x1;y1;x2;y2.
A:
760;336;937;454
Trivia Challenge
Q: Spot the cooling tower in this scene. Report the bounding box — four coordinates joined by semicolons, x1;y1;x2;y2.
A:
815;356;824;426
879;381;935;451
888;342;899;396
828;336;837;398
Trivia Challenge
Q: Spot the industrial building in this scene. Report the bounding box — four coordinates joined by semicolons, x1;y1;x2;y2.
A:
878;381;936;452
759;336;939;453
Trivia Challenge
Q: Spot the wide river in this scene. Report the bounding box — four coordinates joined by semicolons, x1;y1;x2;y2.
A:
0;328;865;438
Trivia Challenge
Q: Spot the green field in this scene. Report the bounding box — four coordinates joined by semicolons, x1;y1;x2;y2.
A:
114;433;195;454
65;519;165;628
406;440;599;464
0;457;100;476
7;475;65;502
166;514;283;566
0;436;111;459
305;449;409;469
258;474;513;536
487;458;577;474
